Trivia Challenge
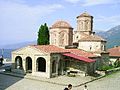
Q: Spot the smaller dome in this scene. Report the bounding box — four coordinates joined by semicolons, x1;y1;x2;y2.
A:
51;20;72;29
77;12;93;18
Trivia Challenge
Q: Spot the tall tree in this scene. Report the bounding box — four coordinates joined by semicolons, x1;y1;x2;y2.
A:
37;23;49;45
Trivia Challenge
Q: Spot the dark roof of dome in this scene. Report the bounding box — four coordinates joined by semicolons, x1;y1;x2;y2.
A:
50;20;72;29
77;12;93;18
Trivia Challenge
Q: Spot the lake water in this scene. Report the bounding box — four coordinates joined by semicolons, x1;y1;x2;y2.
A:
0;49;14;59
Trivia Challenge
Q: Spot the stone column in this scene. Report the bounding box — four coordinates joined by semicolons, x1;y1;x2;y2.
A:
47;58;51;78
61;60;64;75
56;60;59;76
32;56;35;73
22;58;26;73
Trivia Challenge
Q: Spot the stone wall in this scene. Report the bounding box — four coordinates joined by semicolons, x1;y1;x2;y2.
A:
78;41;106;52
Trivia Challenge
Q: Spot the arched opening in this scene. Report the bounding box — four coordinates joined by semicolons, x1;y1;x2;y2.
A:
52;60;56;73
58;60;62;75
59;31;66;46
26;57;32;73
85;21;89;31
15;56;22;69
81;22;83;30
37;57;46;72
90;45;92;51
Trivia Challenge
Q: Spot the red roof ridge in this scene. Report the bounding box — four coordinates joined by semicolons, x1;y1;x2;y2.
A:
107;46;120;57
63;53;95;63
66;48;96;58
30;45;69;53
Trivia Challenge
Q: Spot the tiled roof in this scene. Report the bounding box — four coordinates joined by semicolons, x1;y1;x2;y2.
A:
30;45;68;53
79;34;106;42
77;12;93;18
66;49;97;58
63;53;95;63
108;46;120;57
30;45;96;58
50;20;72;29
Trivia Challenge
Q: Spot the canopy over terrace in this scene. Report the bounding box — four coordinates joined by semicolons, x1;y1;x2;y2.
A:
63;53;95;63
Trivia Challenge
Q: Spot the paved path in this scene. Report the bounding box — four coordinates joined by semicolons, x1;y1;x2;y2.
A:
0;71;120;90
76;71;120;90
0;74;64;90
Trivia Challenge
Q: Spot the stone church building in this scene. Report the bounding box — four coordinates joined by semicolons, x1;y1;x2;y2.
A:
12;12;109;78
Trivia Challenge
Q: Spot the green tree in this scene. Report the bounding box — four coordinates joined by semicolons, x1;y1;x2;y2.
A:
37;23;49;45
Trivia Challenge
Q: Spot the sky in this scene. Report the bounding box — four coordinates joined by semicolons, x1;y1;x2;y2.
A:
0;0;120;45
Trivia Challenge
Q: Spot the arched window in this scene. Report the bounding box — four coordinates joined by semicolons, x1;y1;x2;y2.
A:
101;45;106;51
86;21;88;30
81;22;83;30
15;56;22;69
52;60;56;73
26;57;32;73
76;36;79;39
37;57;46;72
59;31;65;46
90;45;92;51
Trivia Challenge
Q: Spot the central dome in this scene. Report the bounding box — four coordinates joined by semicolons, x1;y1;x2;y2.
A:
51;20;72;29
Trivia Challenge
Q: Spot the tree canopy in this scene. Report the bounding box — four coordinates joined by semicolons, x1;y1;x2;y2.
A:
37;23;49;45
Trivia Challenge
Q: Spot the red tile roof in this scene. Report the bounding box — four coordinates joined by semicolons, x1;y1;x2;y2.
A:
66;49;96;58
108;46;120;57
77;12;93;18
30;45;69;53
50;20;72;29
63;53;95;63
29;45;96;63
79;35;106;42
30;45;96;57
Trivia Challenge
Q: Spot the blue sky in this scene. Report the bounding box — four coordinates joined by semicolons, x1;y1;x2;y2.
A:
0;0;120;45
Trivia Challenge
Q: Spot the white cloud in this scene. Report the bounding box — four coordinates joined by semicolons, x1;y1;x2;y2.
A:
65;0;120;6
96;15;120;25
94;15;120;30
83;0;111;6
0;0;63;44
65;0;80;4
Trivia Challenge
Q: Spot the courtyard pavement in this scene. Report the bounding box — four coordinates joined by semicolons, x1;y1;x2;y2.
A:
0;71;120;90
0;71;97;87
0;61;101;87
1;61;120;90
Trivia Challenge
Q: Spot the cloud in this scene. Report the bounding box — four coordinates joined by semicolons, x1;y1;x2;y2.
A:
96;15;120;25
0;0;63;44
94;15;120;30
65;0;120;6
65;0;80;4
83;0;108;6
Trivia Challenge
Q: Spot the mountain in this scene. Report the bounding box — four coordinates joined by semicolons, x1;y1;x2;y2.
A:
0;49;13;59
0;41;36;59
0;41;36;49
96;25;120;48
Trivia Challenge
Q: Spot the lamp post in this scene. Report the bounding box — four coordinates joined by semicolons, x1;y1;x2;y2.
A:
0;49;4;65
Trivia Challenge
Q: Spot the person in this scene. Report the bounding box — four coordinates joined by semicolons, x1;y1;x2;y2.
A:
64;87;68;90
84;85;88;90
64;84;72;90
68;84;72;90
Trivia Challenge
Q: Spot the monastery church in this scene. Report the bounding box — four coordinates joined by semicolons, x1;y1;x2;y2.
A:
12;12;109;78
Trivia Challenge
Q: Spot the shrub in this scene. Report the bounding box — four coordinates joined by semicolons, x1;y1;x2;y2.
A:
98;65;114;71
114;59;120;68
